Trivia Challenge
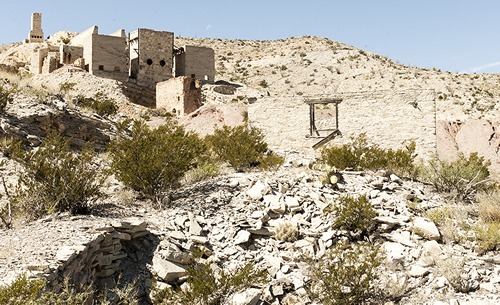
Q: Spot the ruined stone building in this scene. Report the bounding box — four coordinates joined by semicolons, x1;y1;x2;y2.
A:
26;13;215;114
129;29;174;86
69;26;129;82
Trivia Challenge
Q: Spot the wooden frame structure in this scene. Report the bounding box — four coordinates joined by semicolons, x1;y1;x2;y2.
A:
304;98;342;149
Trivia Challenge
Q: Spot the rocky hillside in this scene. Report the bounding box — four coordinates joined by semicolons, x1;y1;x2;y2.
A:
176;36;498;121
0;35;499;305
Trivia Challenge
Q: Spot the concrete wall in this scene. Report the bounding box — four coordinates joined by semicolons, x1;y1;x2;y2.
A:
248;90;437;160
156;76;202;115
175;45;215;83
70;26;128;81
130;28;174;87
90;33;128;81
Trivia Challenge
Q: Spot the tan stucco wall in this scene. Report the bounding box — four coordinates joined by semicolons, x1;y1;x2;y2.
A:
175;45;215;83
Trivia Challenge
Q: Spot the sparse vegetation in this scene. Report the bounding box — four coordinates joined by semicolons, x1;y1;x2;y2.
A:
152;261;267;305
473;222;500;251
320;133;416;177
273;221;299;242
421;153;491;202
0;274;138;305
205;125;283;172
324;194;377;235
13;132;106;220
109;120;203;204
306;241;382;305
0;83;14;112
76;93;118;117
258;79;268;88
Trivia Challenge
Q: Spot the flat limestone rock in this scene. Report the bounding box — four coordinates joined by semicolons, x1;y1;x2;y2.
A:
152;256;187;283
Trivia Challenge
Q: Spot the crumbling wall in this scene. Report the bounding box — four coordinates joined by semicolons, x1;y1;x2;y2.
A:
175;45;215;83
156;76;202;115
248;90;437;160
60;45;83;65
90;33;128;81
41;52;59;74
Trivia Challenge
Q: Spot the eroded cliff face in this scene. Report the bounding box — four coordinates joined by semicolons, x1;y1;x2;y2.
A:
437;120;500;178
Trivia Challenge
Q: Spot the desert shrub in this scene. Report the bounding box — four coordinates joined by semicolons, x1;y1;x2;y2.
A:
273;221;299;242
325;194;376;234
58;82;76;95
306;241;382;305
76;93;118;117
0;274;45;305
182;158;221;184
205;125;283;171
152;262;267;305
258;79;268;88
435;257;474;293
320;133;416;177
0;83;14;112
473;222;500;251
0;274;138;305
477;188;500;223
109;120;204;203
14;132;106;219
422;153;491;202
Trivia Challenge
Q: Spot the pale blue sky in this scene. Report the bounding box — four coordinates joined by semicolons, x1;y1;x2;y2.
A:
1;0;500;73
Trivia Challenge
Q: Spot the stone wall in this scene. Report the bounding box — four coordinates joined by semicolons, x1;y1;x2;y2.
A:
42;52;59;74
248;90;437;160
47;219;152;291
175;45;215;83
156;76;202;115
130;29;174;87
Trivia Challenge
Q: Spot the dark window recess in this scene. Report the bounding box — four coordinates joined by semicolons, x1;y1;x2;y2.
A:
146;59;153;65
98;65;104;71
160;60;166;67
191;74;196;78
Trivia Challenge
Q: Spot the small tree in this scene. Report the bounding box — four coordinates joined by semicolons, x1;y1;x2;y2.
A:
109;120;203;204
14;132;106;219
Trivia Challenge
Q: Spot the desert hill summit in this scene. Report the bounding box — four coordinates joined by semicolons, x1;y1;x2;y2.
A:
0;32;500;305
176;35;498;120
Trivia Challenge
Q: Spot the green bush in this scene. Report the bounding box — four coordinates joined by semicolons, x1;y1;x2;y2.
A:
152;262;267;305
76;93;118;117
306;241;382;305
325;194;377;234
0;274;45;305
422;153;491;202
320;133;416;177
473;222;500;252
109;120;204;203
205;125;283;171
0;274;138;305
0;83;14;112
14;132;106;219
